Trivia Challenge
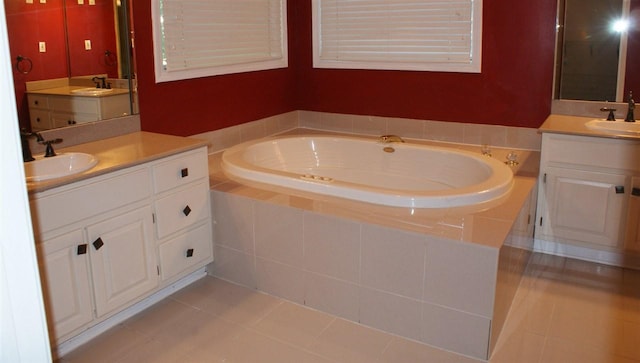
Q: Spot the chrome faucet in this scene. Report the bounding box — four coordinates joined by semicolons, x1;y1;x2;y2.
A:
379;135;405;143
20;129;43;162
625;91;635;122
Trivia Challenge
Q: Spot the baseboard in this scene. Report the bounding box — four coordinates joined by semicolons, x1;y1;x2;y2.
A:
534;238;640;269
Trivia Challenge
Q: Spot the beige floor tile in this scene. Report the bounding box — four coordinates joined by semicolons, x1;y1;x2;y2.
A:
379;337;481;363
252;301;336;348
172;277;283;326
489;330;545;363
540;337;637;363
188;327;336;363
114;338;191;363
63;325;150;363
308;318;393;363
61;253;640;363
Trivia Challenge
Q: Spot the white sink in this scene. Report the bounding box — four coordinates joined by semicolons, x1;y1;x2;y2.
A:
25;153;98;182
71;87;114;96
585;119;640;135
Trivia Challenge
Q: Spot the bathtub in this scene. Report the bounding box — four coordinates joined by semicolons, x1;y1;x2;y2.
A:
221;135;514;208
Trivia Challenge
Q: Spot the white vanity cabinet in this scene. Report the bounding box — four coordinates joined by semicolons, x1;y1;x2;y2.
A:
151;149;212;285
31;146;213;345
28;92;130;131
536;133;640;263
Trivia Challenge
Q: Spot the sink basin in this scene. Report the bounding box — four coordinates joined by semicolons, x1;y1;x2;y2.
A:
71;87;114;96
25;153;98;182
585;119;640;135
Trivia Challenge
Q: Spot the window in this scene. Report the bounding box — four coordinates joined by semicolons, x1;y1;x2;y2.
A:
153;0;288;83
312;0;482;73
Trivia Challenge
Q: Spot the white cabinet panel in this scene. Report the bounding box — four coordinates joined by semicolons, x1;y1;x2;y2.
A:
541;167;628;248
158;222;213;281
152;149;208;194
37;229;93;341
87;206;157;318
154;181;210;239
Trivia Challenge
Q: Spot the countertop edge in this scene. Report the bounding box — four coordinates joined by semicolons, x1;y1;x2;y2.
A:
27;132;209;194
539;114;640;140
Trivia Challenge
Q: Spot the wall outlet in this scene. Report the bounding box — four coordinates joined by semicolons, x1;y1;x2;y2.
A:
89;0;95;4
78;0;84;4
84;40;92;50
38;42;46;53
39;0;46;3
26;0;33;4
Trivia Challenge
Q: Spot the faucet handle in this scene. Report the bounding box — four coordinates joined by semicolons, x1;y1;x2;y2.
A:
600;107;616;121
39;138;63;157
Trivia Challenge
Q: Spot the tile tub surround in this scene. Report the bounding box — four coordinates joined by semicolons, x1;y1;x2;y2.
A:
208;146;537;360
192;110;542;154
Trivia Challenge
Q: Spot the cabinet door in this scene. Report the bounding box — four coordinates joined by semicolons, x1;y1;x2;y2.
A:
540;167;629;248
37;229;93;342
87;206;158;318
625;178;640;252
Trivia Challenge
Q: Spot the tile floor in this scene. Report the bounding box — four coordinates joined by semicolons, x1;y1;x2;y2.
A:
60;253;640;363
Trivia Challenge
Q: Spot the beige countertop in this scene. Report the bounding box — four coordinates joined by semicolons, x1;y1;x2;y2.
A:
540;114;640;140
27;86;130;97
27;132;208;194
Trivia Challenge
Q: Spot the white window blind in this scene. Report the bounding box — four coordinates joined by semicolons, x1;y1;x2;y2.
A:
153;0;288;83
312;0;482;72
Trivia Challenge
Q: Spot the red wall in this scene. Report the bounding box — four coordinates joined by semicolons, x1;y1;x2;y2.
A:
6;0;117;129
132;1;298;136
6;0;67;128
133;0;558;135
291;0;558;128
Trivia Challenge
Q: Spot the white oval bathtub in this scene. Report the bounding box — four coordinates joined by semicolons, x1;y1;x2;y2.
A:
221;135;514;208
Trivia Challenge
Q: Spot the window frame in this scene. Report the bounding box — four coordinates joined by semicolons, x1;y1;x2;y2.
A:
152;0;289;83
311;0;482;73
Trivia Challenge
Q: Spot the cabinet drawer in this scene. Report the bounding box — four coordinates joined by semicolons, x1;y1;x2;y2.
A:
158;222;213;281
154;182;210;239
152;148;208;194
28;94;49;109
31;168;151;234
542;134;640;172
30;109;51;131
50;96;99;114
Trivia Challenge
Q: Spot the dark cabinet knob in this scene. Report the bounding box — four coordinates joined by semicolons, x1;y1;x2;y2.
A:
77;244;88;255
181;168;189;178
186;248;194;258
34;100;39;106
93;237;104;250
183;205;192;216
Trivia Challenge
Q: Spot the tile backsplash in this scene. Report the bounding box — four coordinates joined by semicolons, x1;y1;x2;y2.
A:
193;111;542;153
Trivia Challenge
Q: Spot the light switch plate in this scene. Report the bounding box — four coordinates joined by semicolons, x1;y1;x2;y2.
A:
84;40;92;50
78;0;84;4
38;42;46;53
26;0;33;4
89;0;95;4
39;0;46;3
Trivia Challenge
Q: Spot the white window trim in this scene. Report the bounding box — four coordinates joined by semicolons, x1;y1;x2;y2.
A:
311;0;482;73
152;0;288;83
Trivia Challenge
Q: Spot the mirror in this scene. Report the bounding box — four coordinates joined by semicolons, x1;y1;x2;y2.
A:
555;0;639;102
5;0;137;132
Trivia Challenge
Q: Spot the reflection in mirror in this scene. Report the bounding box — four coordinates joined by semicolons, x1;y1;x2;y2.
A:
557;0;626;101
5;0;136;132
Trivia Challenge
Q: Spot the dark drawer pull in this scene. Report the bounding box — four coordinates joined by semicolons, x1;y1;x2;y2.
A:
93;237;104;251
181;168;189;178
77;244;88;255
633;187;640;197
615;186;625;194
183;205;192;216
186;248;194;258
